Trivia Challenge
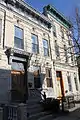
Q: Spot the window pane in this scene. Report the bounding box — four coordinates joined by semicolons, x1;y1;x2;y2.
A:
32;34;39;53
32;34;38;44
14;37;24;49
55;41;60;57
15;26;23;39
14;26;24;49
44;48;48;56
46;69;53;87
74;77;78;91
53;25;56;32
32;44;37;53
43;40;48;48
67;76;72;91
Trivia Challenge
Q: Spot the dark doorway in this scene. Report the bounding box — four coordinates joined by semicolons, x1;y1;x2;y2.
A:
34;69;41;88
11;70;25;102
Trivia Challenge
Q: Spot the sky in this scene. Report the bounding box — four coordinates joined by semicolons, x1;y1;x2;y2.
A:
25;0;80;18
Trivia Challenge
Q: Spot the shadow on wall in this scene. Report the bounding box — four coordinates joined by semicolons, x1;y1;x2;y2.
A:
0;69;11;103
28;71;45;89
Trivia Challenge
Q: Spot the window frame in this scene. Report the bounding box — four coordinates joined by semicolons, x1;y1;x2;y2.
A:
46;68;53;87
60;26;64;39
55;40;60;58
74;74;78;91
31;34;39;54
67;75;72;92
53;25;57;37
14;26;24;49
43;39;49;56
64;45;68;63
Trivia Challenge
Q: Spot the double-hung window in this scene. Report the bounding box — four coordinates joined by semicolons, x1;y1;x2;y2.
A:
67;75;72;91
60;26;64;39
43;39;49;56
74;74;78;91
64;45;68;63
55;40;60;58
14;26;24;49
46;68;53;87
32;34;39;54
53;25;57;37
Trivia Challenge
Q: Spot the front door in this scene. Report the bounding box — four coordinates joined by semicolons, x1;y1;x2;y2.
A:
34;69;41;88
56;71;64;98
33;66;41;88
11;70;25;102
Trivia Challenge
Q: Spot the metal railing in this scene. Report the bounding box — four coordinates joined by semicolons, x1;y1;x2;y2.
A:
3;104;18;120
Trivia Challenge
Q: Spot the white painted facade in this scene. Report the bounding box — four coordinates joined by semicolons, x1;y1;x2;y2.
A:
0;0;79;103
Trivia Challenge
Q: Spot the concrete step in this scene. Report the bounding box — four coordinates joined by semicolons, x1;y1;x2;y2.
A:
27;103;41;109
27;111;52;120
27;99;41;106
38;114;57;120
28;105;44;115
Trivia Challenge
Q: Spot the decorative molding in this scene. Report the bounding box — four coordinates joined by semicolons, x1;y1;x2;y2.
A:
3;0;51;29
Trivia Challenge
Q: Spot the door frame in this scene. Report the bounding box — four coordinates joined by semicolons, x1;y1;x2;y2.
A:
56;71;64;97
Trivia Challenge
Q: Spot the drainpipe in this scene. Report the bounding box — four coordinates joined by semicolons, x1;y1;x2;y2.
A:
3;10;6;49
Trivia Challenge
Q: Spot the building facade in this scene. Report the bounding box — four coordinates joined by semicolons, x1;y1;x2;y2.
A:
0;0;79;103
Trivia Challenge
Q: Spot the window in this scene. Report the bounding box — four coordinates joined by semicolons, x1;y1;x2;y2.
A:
55;40;60;58
14;26;24;49
0;19;2;43
64;45;68;63
46;68;53;87
32;34;39;54
60;26;64;39
67;75;72;91
74;74;78;91
33;66;41;88
53;25;57;37
43;39;49;56
70;48;74;62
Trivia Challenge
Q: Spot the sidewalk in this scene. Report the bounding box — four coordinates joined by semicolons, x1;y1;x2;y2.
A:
53;104;80;120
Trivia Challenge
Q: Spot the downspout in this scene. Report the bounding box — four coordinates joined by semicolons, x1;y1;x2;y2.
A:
48;32;53;88
3;10;6;49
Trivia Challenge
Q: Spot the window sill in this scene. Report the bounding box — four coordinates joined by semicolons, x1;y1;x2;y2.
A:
14;47;24;51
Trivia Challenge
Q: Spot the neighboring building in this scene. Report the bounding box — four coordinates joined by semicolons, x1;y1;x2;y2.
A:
0;0;79;103
43;5;80;99
77;56;80;82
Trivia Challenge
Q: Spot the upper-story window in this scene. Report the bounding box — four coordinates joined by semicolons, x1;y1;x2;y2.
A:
53;25;57;37
0;19;2;44
32;34;39;54
14;26;24;49
43;39;49;56
55;40;60;58
74;73;78;91
60;26;64;39
46;68;53;87
67;73;72;91
64;45;68;63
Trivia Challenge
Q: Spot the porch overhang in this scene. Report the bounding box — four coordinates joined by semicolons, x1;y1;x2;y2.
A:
5;47;32;64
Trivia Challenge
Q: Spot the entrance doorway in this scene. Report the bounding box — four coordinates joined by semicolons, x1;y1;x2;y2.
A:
11;70;25;102
56;71;64;98
33;66;41;88
34;69;41;88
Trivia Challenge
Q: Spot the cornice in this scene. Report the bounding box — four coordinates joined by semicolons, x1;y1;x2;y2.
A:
2;0;51;29
43;4;72;28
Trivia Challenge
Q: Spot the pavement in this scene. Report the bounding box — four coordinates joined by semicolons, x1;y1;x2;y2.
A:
53;103;80;120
